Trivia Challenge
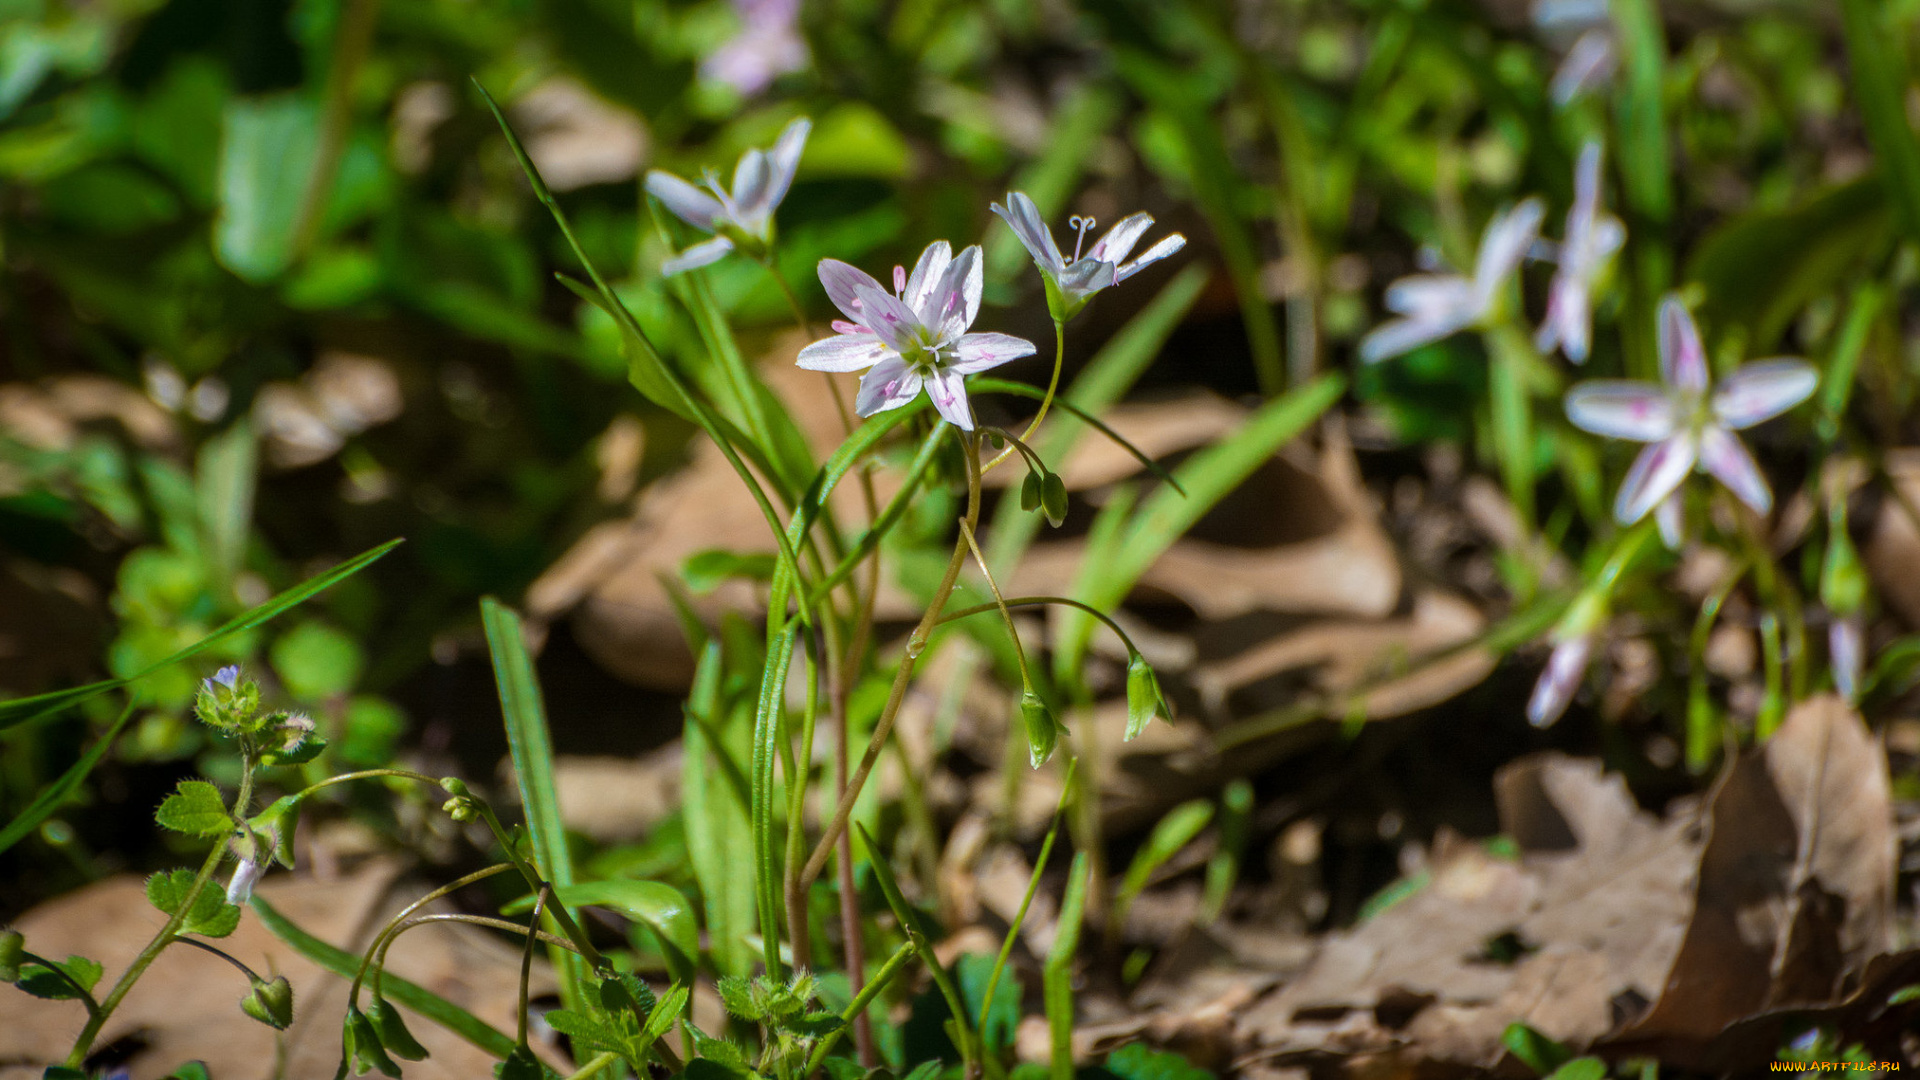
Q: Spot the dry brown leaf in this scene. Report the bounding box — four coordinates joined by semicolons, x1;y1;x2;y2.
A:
0;860;562;1079
1867;449;1920;626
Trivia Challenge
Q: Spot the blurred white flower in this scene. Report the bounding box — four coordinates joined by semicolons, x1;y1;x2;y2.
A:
1563;296;1817;536
1536;141;1624;364
1359;199;1544;364
645;118;810;274
797;242;1035;429
1527;631;1593;727
703;0;809;97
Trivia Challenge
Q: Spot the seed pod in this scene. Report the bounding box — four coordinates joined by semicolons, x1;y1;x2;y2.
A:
241;975;295;1030
1020;470;1042;512
366;994;430;1060
1041;471;1068;527
1019;691;1058;768
1125;653;1168;741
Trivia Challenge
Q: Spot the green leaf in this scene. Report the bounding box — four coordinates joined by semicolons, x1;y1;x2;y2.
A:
196;419;257;591
366;995;430;1060
215;94;318;282
1110;800;1213;937
493;1045;547;1080
0;701;135;857
0;538;401;734
717;974;762;1021
1045;855;1090;1080
345;1004;402;1077
683;550;778;595
682;642;757;977
155;780;234;838
750;626;799;978
502;880;698;987
1102;1043;1214;1080
165;1064;212;1080
1841;0;1920;241
645;983;687;1040
146;868;242;937
480;597;583;998
1501;1021;1570;1075
1542;1059;1607;1080
544;1008;629;1055
17;954;102;1001
271;621;365;701
250;893;516;1057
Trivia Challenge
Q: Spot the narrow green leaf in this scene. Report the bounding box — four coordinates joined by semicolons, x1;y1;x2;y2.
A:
480;597;585;1003
750;626;798;979
155;780;234;838
1110;801;1213;938
0;538;402;732
1609;0;1671;224
972;379;1188;497
503;880;698;987
196;419;257;591
17;954;102;1001
683;642;757;976
1842;0;1920;241
250;894;517;1057
0;702;135;856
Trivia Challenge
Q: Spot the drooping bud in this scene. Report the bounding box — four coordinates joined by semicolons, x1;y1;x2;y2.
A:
225;857;265;905
1125;653;1168;741
1830;615;1865;703
241;975;295;1029
1527;633;1595;728
1040;472;1068;527
1019;691;1058;768
439;776;469;797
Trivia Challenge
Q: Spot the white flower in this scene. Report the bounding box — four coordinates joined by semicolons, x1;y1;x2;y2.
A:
1564;296;1818;538
1527;632;1594;728
225;857;264;905
1536;141;1624;364
701;0;808;97
796;242;1036;429
644;118;810;274
1831;615;1864;702
1359;199;1545;364
990;191;1186;322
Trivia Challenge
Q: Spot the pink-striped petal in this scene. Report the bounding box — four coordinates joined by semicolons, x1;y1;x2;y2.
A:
1614;432;1697;525
818;259;884;324
923;368;974;429
730;147;772;221
1537;273;1593;363
1698;425;1772;514
1474;198;1544;298
761;117;810;212
1711;359;1817;430
1089;213;1153;265
1564;380;1676;441
1527;634;1593;727
646;171;724;231
904;241;953;324
853;285;923;352
949;332;1036;374
853;356;923;417
796;333;890;373
927;244;982;338
1658;296;1708;393
1359;312;1467;364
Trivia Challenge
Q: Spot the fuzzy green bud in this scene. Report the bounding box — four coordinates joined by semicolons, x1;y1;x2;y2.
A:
241;975;295;1030
1019;690;1058;768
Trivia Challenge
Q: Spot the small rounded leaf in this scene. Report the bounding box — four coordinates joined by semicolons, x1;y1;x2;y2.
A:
242;975;295;1030
1019;691;1058;768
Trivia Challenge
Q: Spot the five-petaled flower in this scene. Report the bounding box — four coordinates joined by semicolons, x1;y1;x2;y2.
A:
1359;198;1545;364
796;241;1036;429
1536;141;1624;364
1564;296;1817;543
645;118;810;274
990;191;1186;322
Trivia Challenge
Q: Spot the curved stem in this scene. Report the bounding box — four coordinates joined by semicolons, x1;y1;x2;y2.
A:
958;521;1031;689
935;596;1141;658
354;863;519;1002
984;319;1065;475
20;951;100;1020
472;802;607;970
172;936;267;983
517;886;550;1047
567;1052;621;1080
801;429;983;893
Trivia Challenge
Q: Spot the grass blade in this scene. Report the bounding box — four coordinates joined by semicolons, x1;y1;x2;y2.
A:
0;701;136;856
250;893;517;1057
683;641;758;976
1841;0;1920;241
751;625;799;978
0;538;402;732
503;880;698;986
1045;852;1090;1080
1107;799;1213;939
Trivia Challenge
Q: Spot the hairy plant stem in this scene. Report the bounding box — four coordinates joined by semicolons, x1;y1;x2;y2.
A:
68;765;254;1066
800;429;983;895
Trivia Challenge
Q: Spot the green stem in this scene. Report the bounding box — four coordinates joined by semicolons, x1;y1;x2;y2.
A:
1485;322;1538;598
172;936;268;983
802;938;917;1077
958;521;1032;690
976;761;1074;1039
983;320;1065;475
936;596;1141;656
804;423;951;608
472;802;607;970
354;864;518;1001
567;1052;621;1080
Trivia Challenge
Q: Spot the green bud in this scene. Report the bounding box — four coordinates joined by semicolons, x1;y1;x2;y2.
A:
0;929;22;982
366;994;430;1060
1020;470;1042;512
439;776;469;797
441;797;477;823
241;975;295;1030
1019;691;1058;768
1822;526;1868;616
344;1004;402;1078
1125;654;1169;741
1040;472;1068;527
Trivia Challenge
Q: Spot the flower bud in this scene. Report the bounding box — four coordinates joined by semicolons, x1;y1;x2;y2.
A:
225;857;265;905
1020;471;1042;512
442;796;477;823
1831;615;1865;703
241;975;295;1029
439;776;469;797
1526;633;1594;728
0;929;22;982
1019;691;1058;768
1821;526;1868;616
1125;653;1168;741
1040;472;1068;527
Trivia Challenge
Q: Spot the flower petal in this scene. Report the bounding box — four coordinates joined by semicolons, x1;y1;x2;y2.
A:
797;333;891;373
1711;359;1818;429
1698;425;1772;514
1564;380;1676;441
854;356;923;418
645;171;724;231
1527;633;1593;728
1116;233;1187;282
1831;616;1864;701
1550;29;1617;105
904;241;953;323
1655;492;1685;549
761;117;810;212
1658;296;1709;393
853;285;924;352
1537;273;1592;363
928;244;983;339
923;368;974;429
1572;140;1604;229
662;236;735;275
949;331;1036;374
730;147;773;223
818;259;885;324
1614;432;1697;524
1089;213;1153;265
1059;257;1116;300
1359;314;1460;364
991;191;1065;273
1474;197;1545;298
1383;274;1477;319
